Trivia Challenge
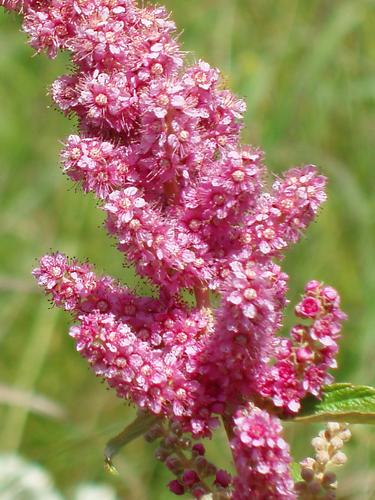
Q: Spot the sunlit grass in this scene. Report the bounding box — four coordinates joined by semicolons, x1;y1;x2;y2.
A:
1;1;374;498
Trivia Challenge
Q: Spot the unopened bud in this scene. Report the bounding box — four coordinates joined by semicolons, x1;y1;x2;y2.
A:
170;421;183;436
205;463;217;476
215;469;231;488
194;456;210;476
312;437;327;450
154;447;169;462
144;423;164;442
295;482;308;494
192;443;206;456
308;479;322;495
330;436;343;450
168;480;185;496
331;451;347;466
300;457;316;470
322;471;337;489
316;450;330;464
182;469;199;486
301;467;315;482
164;435;178;448
339;429;351;442
326;422;341;434
165;455;184;473
191;484;207;499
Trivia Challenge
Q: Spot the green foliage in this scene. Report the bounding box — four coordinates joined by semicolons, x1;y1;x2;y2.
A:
0;1;374;498
295;384;375;424
104;414;160;474
290;462;302;483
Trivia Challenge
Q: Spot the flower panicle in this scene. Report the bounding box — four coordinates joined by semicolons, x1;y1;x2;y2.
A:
1;0;348;497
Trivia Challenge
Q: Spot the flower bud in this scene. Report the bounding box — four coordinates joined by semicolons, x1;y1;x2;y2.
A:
294;481;308;493
311;437;327;450
166;434;180;448
168;480;185;496
144;423;164;442
182;469;199;486
154;447;169;462
322;471;337;489
192;443;206;456
296;347;314;362
339;429;351;442
301;467;314;482
316;450;330;464
194;456;210;476
165;455;184;473
170;422;183;436
215;469;232;488
330;436;344;450
191;484;207;499
331;451;347;466
326;422;341;434
300;457;316;470
307;480;322;495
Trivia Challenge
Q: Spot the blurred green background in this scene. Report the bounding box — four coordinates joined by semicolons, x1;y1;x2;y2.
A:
0;0;374;498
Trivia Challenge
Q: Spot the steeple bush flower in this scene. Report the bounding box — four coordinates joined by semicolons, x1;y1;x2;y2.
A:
3;0;361;498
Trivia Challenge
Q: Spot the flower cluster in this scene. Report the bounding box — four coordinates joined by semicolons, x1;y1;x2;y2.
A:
259;281;347;414
230;405;295;499
296;422;351;499
147;420;232;498
3;0;347;498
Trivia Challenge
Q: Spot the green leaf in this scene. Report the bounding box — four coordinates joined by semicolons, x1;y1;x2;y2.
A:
292;383;375;424
290;462;302;483
104;413;160;473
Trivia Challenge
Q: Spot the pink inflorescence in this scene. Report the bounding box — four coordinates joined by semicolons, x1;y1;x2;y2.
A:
231;405;296;499
3;0;346;497
258;281;347;414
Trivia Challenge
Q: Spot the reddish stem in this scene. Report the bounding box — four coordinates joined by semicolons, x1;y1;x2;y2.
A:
164;177;180;204
194;285;210;309
222;413;234;442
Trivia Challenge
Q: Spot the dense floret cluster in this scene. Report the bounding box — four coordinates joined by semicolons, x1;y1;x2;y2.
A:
2;0;347;498
231;405;295;499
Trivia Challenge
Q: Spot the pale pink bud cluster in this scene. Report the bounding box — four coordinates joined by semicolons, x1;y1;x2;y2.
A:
230;405;295;499
296;422;351;499
3;0;347;497
259;281;347;414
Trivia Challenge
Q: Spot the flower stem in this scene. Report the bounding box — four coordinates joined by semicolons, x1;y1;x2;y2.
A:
222;413;234;441
194;285;210;309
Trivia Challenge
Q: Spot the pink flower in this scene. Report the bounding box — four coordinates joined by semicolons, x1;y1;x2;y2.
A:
61;135;131;197
77;70;138;132
295;296;322;318
231;405;296;499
